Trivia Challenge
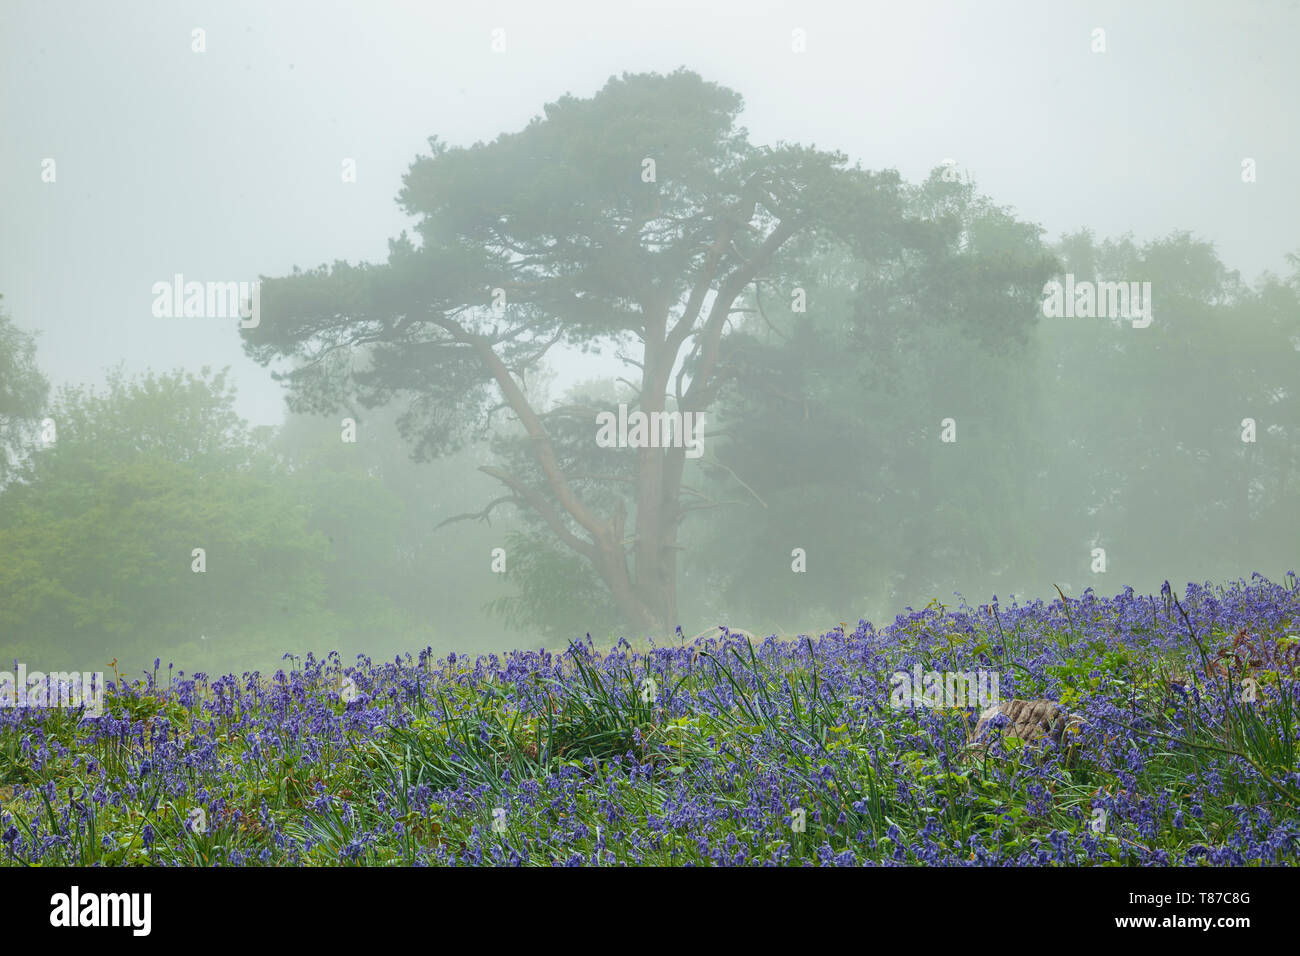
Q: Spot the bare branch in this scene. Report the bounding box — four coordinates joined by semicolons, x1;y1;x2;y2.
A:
702;454;768;508
434;495;519;531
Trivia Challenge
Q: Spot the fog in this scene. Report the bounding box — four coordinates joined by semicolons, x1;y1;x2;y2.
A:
1;0;1297;675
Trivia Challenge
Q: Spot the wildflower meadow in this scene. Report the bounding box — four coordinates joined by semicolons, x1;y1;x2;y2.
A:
3;575;1297;867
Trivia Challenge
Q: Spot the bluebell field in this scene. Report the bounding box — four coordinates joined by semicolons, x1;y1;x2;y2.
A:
1;575;1298;866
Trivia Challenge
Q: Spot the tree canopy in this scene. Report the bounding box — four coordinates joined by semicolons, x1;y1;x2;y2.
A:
244;69;1050;635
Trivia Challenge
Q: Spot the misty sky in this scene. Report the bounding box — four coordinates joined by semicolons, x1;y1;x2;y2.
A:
3;0;1297;427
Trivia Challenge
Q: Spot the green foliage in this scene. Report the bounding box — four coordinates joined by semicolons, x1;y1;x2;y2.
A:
682;228;1300;629
0;296;50;487
485;530;620;643
0;368;332;672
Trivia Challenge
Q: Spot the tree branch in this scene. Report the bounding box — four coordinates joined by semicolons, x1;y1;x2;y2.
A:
478;465;598;560
434;495;519;531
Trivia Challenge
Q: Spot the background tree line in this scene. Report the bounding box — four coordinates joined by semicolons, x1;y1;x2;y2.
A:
0;72;1295;675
